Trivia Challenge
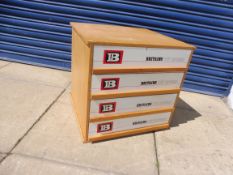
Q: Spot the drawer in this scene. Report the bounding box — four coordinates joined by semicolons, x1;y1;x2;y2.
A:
93;45;192;68
90;93;177;117
89;112;171;136
91;72;184;93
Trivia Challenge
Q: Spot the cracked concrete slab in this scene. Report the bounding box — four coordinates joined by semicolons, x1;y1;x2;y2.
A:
0;154;119;175
0;153;6;162
1;61;232;175
57;89;72;105
0;63;70;88
13;101;158;175
156;92;233;175
0;60;10;69
0;76;64;153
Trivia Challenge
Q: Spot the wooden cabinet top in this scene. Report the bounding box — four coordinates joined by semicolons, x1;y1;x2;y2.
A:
71;22;195;49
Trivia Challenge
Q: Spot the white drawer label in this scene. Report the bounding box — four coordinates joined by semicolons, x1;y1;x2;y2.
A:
89;112;171;136
90;94;177;117
93;45;192;68
91;72;183;93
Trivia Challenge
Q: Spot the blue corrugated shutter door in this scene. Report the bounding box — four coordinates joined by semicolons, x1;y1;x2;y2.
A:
0;0;232;96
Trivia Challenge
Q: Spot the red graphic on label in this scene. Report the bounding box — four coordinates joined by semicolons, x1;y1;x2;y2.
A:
100;78;120;90
103;50;123;64
99;102;116;113
97;122;113;133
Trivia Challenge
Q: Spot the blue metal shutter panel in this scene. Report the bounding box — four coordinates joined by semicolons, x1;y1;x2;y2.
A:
0;0;232;96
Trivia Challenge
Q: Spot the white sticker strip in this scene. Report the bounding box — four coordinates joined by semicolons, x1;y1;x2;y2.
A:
89;112;171;136
90;94;177;117
91;72;183;93
93;45;191;68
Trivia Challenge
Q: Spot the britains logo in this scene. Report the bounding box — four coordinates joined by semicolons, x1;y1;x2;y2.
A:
103;50;123;64
101;78;120;90
99;102;116;113
97;122;113;133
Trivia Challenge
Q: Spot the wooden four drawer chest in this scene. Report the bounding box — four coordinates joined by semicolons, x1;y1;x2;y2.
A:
70;22;195;143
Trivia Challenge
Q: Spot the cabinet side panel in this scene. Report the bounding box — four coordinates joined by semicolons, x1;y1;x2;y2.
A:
71;29;91;142
169;50;194;124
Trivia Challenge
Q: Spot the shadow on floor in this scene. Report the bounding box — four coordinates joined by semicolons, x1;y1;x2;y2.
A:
170;97;202;127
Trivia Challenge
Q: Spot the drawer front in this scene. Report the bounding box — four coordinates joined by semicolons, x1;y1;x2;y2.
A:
93;45;192;68
89;112;171;136
90;94;177;117
91;72;183;93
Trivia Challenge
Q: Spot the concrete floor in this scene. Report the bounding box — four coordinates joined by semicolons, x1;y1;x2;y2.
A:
0;60;232;175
